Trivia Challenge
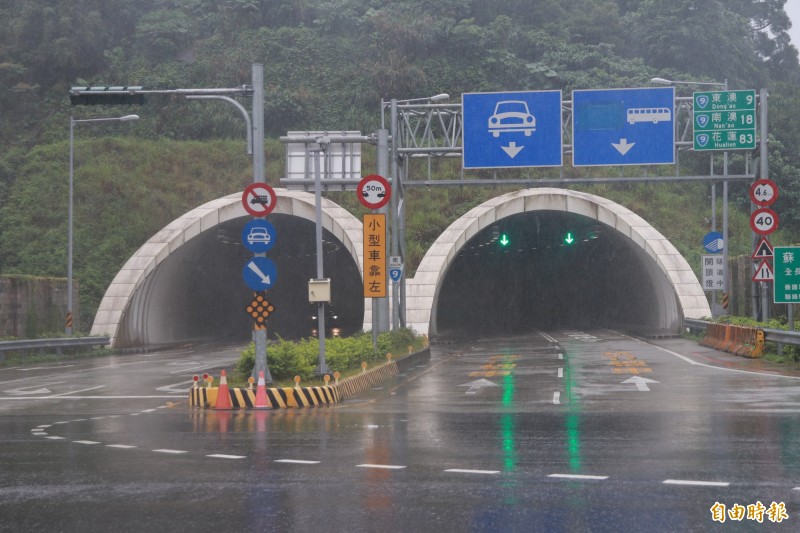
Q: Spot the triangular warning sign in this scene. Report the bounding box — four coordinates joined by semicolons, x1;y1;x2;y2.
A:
752;237;774;260
752;259;774;282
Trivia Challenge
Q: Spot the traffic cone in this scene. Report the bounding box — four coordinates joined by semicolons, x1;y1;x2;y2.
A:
254;371;271;409
214;370;233;410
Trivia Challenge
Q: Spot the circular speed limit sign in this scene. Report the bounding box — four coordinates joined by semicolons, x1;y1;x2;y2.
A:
750;207;779;235
356;174;391;210
749;179;778;207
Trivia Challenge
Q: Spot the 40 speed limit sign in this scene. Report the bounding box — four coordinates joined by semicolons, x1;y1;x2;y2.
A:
750;207;779;235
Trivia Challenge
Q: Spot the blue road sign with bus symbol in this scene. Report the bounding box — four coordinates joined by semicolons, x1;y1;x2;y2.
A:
462;91;562;169
241;219;276;254
572;87;675;166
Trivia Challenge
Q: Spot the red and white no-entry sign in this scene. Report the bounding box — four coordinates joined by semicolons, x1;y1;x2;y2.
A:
357;174;391;210
242;183;277;217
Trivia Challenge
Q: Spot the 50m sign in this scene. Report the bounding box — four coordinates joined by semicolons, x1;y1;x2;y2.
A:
750;207;779;236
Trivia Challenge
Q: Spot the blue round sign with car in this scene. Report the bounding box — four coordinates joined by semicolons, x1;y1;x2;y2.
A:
241;219;276;253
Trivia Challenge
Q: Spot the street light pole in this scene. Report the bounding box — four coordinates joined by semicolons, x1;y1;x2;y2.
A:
650;77;729;316
67;114;139;334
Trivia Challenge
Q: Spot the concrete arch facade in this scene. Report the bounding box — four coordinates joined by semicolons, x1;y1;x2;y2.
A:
91;189;367;348
406;188;711;336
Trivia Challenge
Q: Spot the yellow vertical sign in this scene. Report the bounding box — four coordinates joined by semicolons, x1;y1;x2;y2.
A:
363;213;387;298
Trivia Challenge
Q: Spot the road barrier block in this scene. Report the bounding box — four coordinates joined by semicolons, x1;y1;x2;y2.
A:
698;324;765;359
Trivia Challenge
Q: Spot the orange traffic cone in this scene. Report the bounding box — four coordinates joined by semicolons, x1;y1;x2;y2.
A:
254;371;271;409
214;370;233;410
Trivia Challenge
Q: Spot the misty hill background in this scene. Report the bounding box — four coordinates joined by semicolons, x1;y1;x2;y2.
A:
2;0;800;331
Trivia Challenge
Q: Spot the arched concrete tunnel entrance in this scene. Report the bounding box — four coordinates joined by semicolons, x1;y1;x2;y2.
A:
405;188;710;337
91;190;367;348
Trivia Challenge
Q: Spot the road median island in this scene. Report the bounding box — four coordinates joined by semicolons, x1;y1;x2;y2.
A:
188;347;431;409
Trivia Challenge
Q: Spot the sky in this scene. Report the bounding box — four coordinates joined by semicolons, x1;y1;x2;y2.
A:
787;2;800;49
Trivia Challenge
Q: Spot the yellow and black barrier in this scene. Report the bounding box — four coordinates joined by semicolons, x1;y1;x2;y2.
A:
699;324;764;358
332;361;400;401
189;385;338;409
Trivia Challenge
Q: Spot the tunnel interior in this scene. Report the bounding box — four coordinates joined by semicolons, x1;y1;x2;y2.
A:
435;210;675;336
118;214;364;346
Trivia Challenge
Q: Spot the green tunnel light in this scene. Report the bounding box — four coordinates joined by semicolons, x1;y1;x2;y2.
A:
499;233;510;247
564;232;575;245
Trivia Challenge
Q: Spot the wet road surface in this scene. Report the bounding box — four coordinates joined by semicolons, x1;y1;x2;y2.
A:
2;331;799;531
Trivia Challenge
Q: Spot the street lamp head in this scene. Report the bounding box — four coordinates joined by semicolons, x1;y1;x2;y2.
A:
429;93;450;102
649;77;672;85
119;114;140;121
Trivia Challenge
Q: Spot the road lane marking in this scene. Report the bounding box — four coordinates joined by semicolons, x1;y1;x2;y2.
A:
557;368;563;378
153;449;188;454
663;479;729;487
16;365;76;372
45;436;66;440
445;469;500;475
357;464;406;470
73;440;101;445
106;444;138;449
275;459;321;465
50;386;105;397
553;391;561;404
207;454;247;460
0;395;182;400
548;474;608;480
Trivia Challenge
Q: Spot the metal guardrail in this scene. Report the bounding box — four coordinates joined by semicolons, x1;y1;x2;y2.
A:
0;336;110;357
683;318;800;347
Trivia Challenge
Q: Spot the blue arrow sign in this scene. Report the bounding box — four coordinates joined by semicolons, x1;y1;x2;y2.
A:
243;257;277;291
462;91;562;169
572;87;675;166
241;219;276;253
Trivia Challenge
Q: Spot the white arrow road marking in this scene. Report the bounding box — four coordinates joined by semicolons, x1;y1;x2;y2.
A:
501;142;524;158
612;138;635;155
460;378;499;395
622;376;659;391
5;382;64;395
156;380;195;393
247;261;272;285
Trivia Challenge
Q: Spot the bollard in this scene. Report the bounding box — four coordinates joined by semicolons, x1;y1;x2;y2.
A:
247;376;255;391
294;375;301;389
361;362;368;374
324;374;331;387
192;375;199;389
334;371;340;385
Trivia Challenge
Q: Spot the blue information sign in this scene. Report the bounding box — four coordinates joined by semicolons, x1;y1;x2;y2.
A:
572;87;675;166
462;91;562;169
241;219;276;253
243;257;277;291
703;231;724;253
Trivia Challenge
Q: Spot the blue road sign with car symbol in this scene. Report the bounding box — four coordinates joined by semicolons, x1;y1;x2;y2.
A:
462;91;562;169
241;219;276;253
572;87;675;166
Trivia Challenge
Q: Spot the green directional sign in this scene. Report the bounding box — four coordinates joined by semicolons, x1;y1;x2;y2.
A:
774;246;800;303
693;90;756;151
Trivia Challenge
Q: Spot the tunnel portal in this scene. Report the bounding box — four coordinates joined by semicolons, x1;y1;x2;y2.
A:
436;211;659;336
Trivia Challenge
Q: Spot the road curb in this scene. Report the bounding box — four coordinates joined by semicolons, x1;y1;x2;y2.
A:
188;347;431;409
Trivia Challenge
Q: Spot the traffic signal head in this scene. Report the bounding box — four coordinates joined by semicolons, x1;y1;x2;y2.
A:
70;86;145;106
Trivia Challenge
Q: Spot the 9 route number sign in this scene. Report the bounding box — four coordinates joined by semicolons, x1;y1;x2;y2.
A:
750;207;779;236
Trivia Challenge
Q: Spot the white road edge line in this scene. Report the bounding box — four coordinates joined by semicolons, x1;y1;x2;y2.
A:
663;479;729;487
548;474;609;480
356;464;406;470
445;469;500;475
106;444;138;449
45;436;66;440
73;440;102;445
207;454;247;460
275;459;321;465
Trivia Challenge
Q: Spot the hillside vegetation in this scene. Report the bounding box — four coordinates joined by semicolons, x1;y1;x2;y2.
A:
1;1;800;332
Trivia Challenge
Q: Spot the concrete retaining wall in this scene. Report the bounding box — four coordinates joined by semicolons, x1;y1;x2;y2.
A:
0;276;77;337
